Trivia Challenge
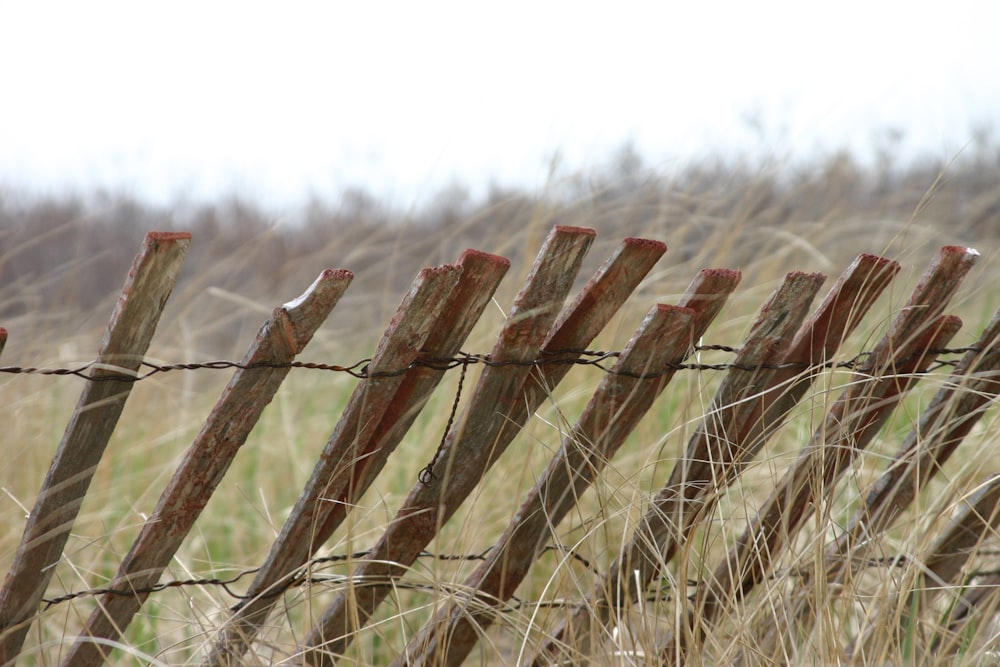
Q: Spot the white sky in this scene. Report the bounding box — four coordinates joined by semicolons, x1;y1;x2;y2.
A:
1;0;997;208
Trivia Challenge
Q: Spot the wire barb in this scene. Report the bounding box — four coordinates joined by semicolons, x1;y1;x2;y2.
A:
41;544;998;614
0;345;984;383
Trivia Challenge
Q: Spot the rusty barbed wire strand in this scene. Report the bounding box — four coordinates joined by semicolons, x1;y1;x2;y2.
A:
419;353;470;486
38;545;598;611
0;346;987;383
13;342;998;624
39;545;1000;615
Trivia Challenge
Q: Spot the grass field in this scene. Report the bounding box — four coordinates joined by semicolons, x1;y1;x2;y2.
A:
2;144;1000;665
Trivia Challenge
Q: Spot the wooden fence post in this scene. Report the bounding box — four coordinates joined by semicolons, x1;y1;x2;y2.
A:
660;245;978;664
398;267;742;667
0;233;191;664
536;269;829;664
62;268;353;667
203;261;469;666
753;303;1000;661
535;253;902;665
298;229;677;666
2;229;998;666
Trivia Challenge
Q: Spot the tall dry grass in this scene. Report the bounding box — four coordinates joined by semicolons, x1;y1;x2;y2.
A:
1;142;1000;664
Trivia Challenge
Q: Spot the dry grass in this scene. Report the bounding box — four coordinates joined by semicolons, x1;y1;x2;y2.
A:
2;145;1000;665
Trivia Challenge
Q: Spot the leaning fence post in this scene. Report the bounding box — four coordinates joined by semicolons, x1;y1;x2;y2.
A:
851;474;1000;661
204;261;466;666
299;226;617;665
61;268;353;667
401;268;742;667
661;245;978;664
398;304;698;667
535;270;825;665
749;303;1000;659
0;232;191;664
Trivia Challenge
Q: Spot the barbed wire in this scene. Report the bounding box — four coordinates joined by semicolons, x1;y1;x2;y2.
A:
14;343;997;620
39;544;1000;615
0;345;986;384
39;545;596;612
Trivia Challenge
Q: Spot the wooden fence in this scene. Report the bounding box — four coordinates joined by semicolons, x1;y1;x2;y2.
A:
1;226;999;665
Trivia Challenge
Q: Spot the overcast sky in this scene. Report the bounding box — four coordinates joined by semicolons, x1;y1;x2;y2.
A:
1;1;997;208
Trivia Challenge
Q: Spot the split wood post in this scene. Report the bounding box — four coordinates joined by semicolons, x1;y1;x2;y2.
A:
535;269;829;664
297;231;671;666
398;268;742;667
306;249;510;552
852;474;1000;662
0;232;190;664
755;303;1000;660
737;254;900;466
62;268;353;667
203;262;465;666
660;245;978;664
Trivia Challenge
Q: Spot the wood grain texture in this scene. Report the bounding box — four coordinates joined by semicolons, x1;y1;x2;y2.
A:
204;263;463;666
297;226;601;667
399;303;700;667
535;269;821;665
660;245;978;664
310;249;511;547
0;232;191;664
62;268;353;667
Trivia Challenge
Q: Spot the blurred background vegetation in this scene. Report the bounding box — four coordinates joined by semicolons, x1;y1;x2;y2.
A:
2;140;998;362
3;138;1000;665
